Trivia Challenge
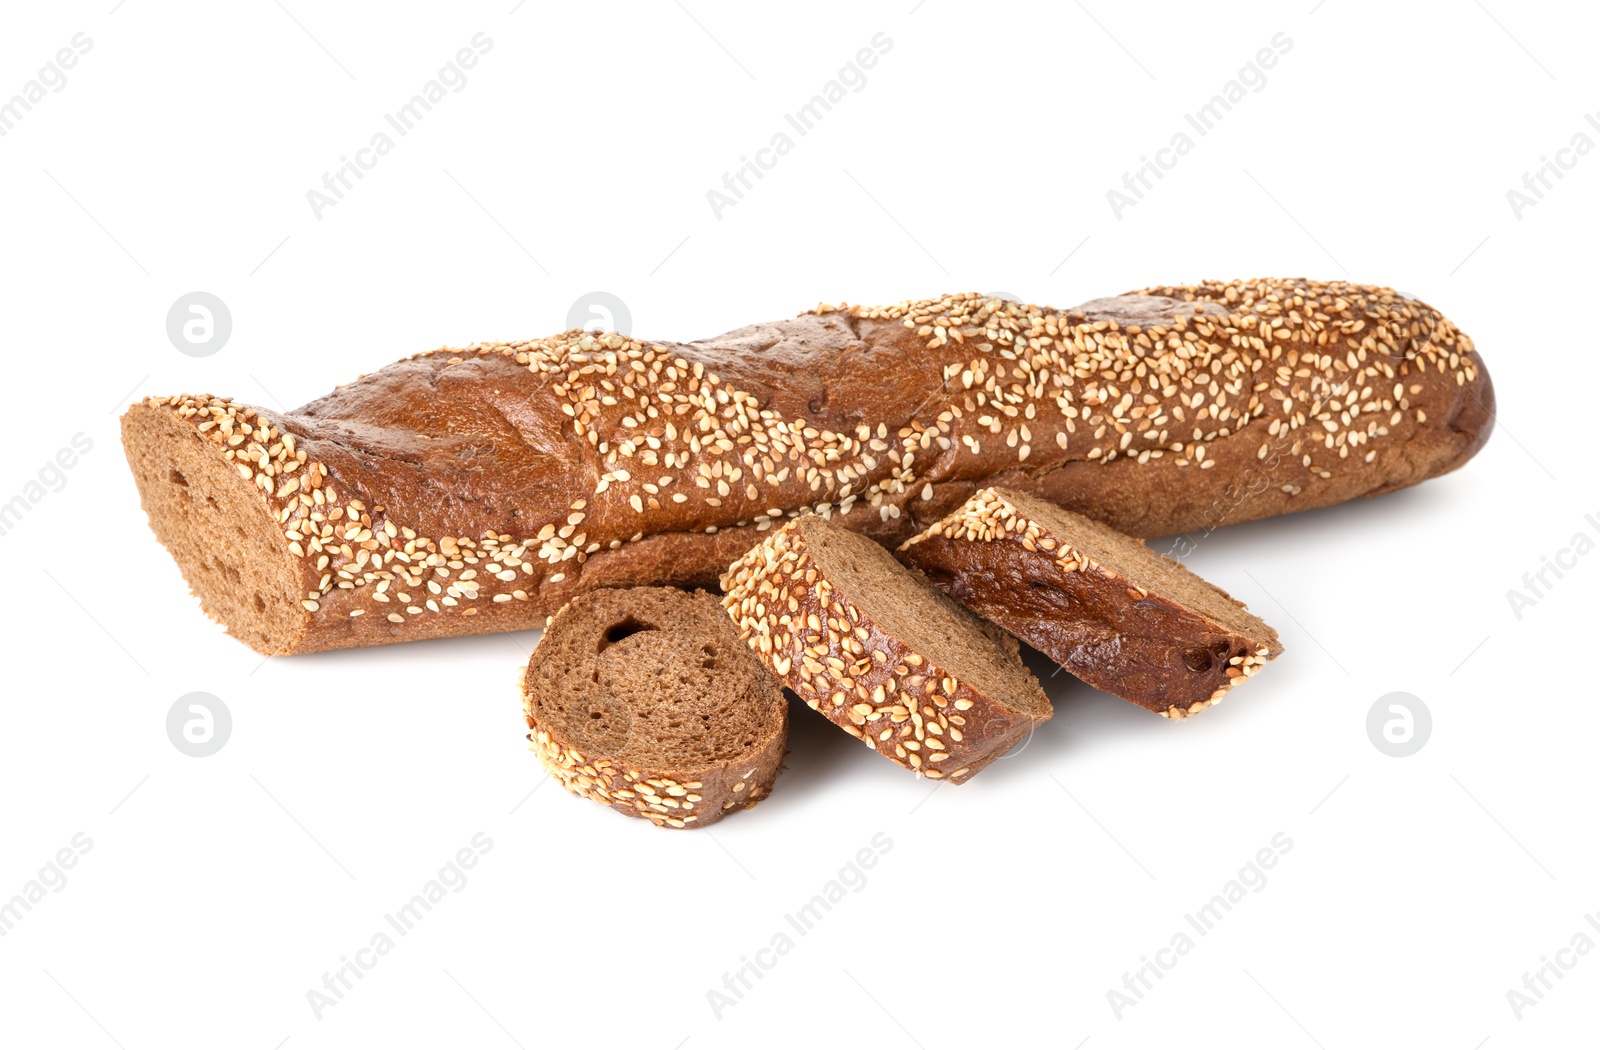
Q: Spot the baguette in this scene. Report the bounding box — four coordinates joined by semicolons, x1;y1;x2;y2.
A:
720;515;1051;782
121;278;1492;655
523;587;786;828
900;487;1282;719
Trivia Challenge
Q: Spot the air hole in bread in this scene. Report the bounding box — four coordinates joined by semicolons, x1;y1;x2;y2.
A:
601;617;655;648
168;468;188;487
1182;647;1213;672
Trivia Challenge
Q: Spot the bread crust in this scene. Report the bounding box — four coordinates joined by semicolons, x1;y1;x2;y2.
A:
900;488;1282;719
122;279;1492;654
720;516;1051;783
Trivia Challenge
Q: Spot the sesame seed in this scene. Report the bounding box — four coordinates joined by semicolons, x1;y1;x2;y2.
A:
151;281;1476;647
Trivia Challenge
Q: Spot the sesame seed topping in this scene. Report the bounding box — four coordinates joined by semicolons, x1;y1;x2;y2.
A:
144;281;1477;638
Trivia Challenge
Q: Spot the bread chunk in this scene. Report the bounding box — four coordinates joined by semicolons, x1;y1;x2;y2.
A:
523;587;787;828
722;515;1051;782
900;488;1282;719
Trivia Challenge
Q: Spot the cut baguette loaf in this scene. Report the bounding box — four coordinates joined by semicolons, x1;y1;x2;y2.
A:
900;488;1282;719
720;515;1051;782
522;587;786;828
122;279;1493;654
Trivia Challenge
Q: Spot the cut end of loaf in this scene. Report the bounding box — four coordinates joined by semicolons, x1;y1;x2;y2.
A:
122;400;310;655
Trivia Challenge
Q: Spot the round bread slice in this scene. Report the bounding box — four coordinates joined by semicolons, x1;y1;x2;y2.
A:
721;515;1051;783
898;487;1283;719
522;587;787;828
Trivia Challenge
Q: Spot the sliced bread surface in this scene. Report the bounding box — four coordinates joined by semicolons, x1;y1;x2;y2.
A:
899;487;1282;719
721;515;1051;782
523;587;787;827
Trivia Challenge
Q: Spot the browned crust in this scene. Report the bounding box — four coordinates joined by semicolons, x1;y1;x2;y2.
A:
720;517;1050;783
524;723;784;829
899;488;1282;719
122;279;1492;654
528;713;784;825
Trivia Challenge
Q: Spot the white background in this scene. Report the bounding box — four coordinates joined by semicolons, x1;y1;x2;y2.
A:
1;1;1595;1047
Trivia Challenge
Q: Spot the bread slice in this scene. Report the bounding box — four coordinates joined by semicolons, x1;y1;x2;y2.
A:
720;515;1051;782
522;587;787;828
899;488;1283;719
